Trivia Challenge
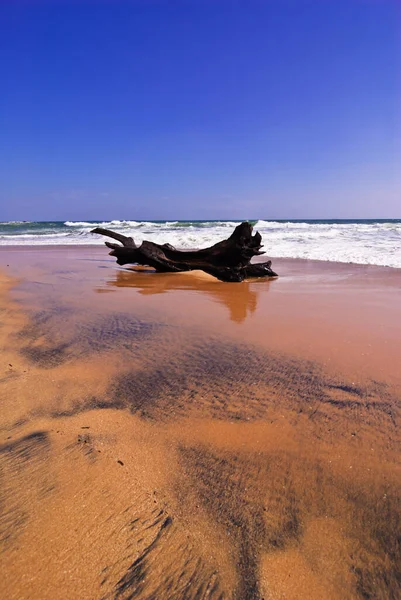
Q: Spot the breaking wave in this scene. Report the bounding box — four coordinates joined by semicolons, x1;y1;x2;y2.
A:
0;219;400;268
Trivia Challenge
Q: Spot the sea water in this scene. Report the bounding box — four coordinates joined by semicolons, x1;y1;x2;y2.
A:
0;219;400;269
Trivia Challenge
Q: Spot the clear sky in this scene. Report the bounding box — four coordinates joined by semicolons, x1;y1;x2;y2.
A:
0;0;399;221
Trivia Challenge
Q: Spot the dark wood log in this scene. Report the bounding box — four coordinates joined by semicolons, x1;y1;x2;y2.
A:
91;221;278;282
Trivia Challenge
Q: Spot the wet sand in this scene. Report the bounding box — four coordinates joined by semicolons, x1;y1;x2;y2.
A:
0;246;400;600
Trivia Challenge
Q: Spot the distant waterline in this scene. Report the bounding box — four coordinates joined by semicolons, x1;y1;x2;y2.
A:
0;219;400;269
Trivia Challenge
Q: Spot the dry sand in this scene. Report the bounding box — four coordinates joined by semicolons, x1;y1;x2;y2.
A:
0;246;400;600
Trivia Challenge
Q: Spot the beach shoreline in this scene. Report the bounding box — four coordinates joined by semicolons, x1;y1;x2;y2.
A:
1;243;401;272
1;218;400;269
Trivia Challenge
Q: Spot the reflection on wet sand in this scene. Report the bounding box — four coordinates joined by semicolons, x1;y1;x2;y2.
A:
0;253;400;600
102;268;272;323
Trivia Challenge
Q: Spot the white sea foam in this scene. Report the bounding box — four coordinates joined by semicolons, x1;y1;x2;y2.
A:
0;220;400;268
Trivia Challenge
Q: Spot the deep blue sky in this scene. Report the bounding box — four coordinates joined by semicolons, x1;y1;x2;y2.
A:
0;0;399;221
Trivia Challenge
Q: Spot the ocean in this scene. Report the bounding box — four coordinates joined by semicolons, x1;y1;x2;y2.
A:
0;219;400;269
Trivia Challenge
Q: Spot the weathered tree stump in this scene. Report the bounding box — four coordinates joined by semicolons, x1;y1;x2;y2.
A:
91;221;277;282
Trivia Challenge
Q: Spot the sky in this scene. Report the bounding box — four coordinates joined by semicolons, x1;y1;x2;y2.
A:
0;0;399;221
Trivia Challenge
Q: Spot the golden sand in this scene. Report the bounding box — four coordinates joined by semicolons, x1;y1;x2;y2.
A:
0;247;400;599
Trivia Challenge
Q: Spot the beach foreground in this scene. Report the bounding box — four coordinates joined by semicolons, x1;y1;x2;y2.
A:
0;247;400;600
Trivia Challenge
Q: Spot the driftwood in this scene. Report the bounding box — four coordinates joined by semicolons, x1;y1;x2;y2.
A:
91;221;277;282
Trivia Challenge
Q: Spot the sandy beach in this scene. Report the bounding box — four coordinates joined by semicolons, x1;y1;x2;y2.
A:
0;246;400;600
